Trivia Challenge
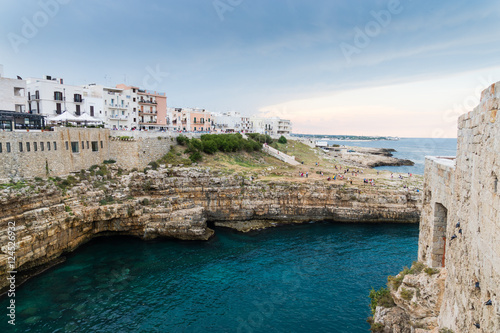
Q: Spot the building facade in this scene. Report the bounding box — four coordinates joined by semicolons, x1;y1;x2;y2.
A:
26;76;85;117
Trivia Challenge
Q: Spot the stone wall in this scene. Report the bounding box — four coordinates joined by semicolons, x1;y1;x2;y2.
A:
0;128;110;180
414;82;500;332
0;128;175;181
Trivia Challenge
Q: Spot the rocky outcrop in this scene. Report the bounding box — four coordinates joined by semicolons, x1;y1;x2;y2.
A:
373;267;446;333
373;81;500;332
0;166;421;292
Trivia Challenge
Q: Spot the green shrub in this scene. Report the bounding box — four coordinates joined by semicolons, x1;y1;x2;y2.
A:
176;135;189;145
409;261;425;274
370;322;384;333
34;177;43;182
189;151;202;162
369;287;395;314
388;267;410;290
148;161;159;170
424;267;439;276
400;288;414;301
439;328;454;333
278;135;287;144
99;195;114;205
202;139;218;154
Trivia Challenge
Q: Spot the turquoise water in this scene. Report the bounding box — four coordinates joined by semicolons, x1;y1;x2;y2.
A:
1;223;419;332
327;138;457;175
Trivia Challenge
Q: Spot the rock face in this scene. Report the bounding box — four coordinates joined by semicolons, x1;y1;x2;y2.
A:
0;167;421;292
374;81;500;332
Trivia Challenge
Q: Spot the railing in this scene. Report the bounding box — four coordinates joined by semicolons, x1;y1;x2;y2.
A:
138;99;157;104
109;104;128;109
109;115;129;120
139;111;157;115
74;98;84;103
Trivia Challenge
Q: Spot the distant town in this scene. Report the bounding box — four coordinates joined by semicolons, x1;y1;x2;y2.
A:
0;65;292;136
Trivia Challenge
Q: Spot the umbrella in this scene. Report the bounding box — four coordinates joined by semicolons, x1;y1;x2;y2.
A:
48;111;80;122
77;113;102;123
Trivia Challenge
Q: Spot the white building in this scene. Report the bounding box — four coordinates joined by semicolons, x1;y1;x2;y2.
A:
84;84;139;129
26;76;85;117
213;111;245;133
0;66;27;113
249;116;292;136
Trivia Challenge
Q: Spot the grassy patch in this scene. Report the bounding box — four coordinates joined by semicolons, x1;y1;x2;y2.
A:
400;288;414;301
369;287;395;314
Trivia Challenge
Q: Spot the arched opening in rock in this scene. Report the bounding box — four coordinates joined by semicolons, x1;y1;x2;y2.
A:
432;203;448;268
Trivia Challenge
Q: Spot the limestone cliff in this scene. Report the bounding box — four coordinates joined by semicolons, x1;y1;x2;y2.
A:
0;166;421;292
372;82;500;332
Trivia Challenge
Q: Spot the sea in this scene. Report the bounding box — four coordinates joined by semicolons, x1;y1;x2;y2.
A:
1;223;418;333
327;138;457;175
0;138;455;332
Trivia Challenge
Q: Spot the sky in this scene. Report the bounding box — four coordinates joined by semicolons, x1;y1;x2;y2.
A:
1;0;500;137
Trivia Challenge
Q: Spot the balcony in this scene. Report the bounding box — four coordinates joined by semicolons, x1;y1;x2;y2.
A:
139;111;157;116
109;115;129;121
74;98;84;103
138;99;157;105
109;104;128;109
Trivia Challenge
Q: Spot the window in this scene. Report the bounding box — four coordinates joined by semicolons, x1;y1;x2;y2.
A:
54;91;63;101
6;142;11;153
19;142;23;152
76;105;81;116
71;142;79;153
40;142;44;151
53;142;57;150
65;141;69;150
26;142;30;152
81;141;84;150
74;94;82;103
87;141;89;149
0;143;2;153
47;141;50;151
56;103;62;114
90;106;94;117
194;127;197;131
133;98;136;102
194;117;197;124
100;141;103;149
91;141;99;152
35;90;40;99
34;142;38;151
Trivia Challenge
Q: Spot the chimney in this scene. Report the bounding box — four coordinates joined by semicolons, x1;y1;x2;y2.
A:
60;78;63;84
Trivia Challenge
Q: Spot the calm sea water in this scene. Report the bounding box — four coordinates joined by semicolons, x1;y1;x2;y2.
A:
327;138;457;175
1;223;419;333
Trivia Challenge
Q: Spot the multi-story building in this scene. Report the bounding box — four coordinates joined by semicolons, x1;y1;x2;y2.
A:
26;76;85;117
249;116;292;136
277;119;292;135
168;108;211;132
213;111;244;133
117;84;167;130
0;70;27;113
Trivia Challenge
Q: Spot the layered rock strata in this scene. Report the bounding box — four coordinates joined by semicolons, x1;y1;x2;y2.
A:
0;167;421;292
